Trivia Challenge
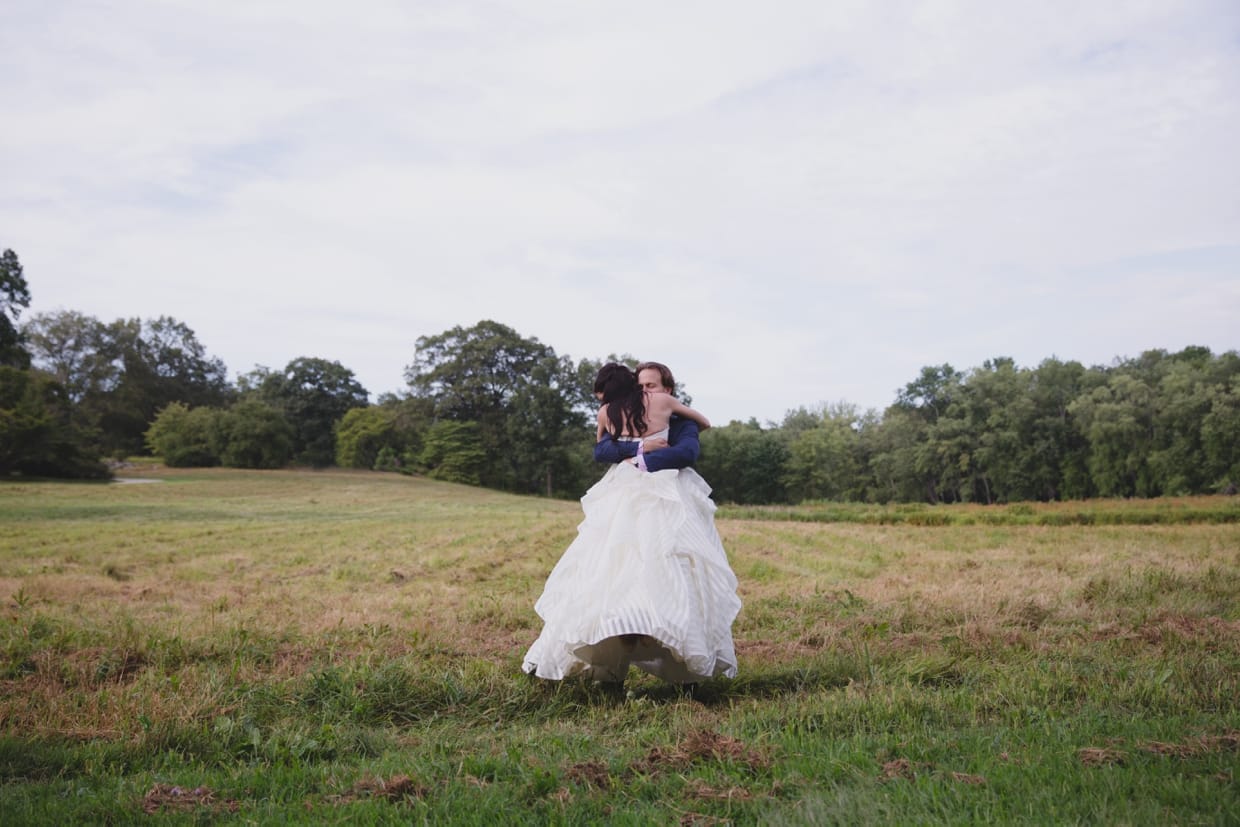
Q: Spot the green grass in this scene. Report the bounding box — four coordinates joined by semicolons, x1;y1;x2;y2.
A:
0;468;1237;824
720;497;1240;526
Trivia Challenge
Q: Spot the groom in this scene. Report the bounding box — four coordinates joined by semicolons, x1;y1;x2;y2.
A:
593;361;701;471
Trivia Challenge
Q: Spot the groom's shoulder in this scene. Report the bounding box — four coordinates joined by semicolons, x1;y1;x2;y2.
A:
668;415;700;434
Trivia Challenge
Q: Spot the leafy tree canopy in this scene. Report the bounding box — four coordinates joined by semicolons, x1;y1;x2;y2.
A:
0;248;32;368
403;320;593;493
0;366;107;478
22;309;113;407
247;357;369;467
89;316;233;457
215;400;294;469
405;320;557;420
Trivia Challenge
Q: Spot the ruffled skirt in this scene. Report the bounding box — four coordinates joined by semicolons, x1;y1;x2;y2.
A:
522;463;740;683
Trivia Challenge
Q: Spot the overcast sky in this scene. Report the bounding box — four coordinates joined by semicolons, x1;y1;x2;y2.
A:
4;1;1237;425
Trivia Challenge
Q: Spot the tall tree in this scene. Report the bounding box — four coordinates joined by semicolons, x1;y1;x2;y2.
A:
0;248;32;368
1026;357;1097;500
895;363;962;424
1148;355;1214;494
405;321;554;420
782;403;864;502
248;357;369;466
1201;381;1240;491
946;357;1028;503
143;401;220;467
87;317;233;456
698;420;789;504
504;353;591;495
0;366;108;478
864;406;929;503
23;310;114;410
334;396;434;471
217;401;294;469
418;420;488;485
890;364;964;502
404;320;589;493
1069;372;1158;497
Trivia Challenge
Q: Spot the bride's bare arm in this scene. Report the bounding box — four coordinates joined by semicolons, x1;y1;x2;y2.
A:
667;397;710;431
596;408;609;442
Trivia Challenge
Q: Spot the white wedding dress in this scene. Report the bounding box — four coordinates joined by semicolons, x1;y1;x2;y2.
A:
522;431;741;684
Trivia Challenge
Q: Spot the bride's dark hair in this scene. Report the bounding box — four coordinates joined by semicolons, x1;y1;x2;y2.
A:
594;363;646;439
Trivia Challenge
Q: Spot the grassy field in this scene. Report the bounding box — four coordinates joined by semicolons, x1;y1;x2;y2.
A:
1;467;1237;825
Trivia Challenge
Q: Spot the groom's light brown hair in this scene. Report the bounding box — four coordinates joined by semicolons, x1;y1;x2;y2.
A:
635;361;676;394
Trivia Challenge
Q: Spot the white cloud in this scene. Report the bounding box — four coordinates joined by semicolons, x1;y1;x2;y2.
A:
3;0;1237;424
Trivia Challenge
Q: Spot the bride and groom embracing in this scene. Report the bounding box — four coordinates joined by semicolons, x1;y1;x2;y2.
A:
522;361;741;686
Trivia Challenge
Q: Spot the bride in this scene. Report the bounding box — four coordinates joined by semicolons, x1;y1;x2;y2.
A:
522;363;741;685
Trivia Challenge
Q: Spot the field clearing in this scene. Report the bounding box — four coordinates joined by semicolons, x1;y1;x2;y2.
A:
1;467;1238;824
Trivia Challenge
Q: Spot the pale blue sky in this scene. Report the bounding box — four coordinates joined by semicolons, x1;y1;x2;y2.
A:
3;1;1237;424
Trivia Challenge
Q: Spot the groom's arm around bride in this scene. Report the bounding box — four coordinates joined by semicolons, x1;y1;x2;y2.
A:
593;416;701;471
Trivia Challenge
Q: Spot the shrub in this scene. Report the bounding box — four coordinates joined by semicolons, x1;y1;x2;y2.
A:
145;402;220;467
215;401;293;469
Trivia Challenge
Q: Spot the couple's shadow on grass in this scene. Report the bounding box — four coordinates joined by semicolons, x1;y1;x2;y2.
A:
533;663;854;707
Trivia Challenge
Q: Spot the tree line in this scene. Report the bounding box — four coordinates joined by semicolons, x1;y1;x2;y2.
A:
699;352;1239;504
2;246;1237;501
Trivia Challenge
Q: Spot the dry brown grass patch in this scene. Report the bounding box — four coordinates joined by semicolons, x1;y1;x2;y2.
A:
678;815;730;827
141;783;237;815
879;757;919;781
334;773;428;804
1137;614;1240;649
565;760;611;788
950;771;987;784
1139;730;1240;759
736;638;816;661
684;778;754;800
40;647;147;688
634;730;769;775
1078;747;1127;766
0;663;239;740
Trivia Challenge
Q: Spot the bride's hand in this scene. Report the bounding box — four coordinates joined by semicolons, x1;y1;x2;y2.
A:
643;436;669;452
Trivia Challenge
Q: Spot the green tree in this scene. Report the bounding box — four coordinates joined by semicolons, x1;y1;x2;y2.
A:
942;357;1028;504
864;406;929;503
0;249;32;368
1026;357;1096;500
334;396;433;471
82;316;233;457
22;310;114;411
1069;373;1157;497
782;403;864;502
1147;356;1214;494
405;321;589;493
23;311;233;459
1201;380;1240;491
895;363;962;424
504;353;591;496
418;420;488;485
698;420;789;504
335;406;397;470
248;357;369;467
0;366;107;478
214;401;293;469
144;402;220;467
405;321;553;421
0;366;55;472
916;414;973;504
890;364;964;503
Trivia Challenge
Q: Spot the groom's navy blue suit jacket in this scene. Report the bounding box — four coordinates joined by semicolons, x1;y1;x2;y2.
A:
593;415;700;472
